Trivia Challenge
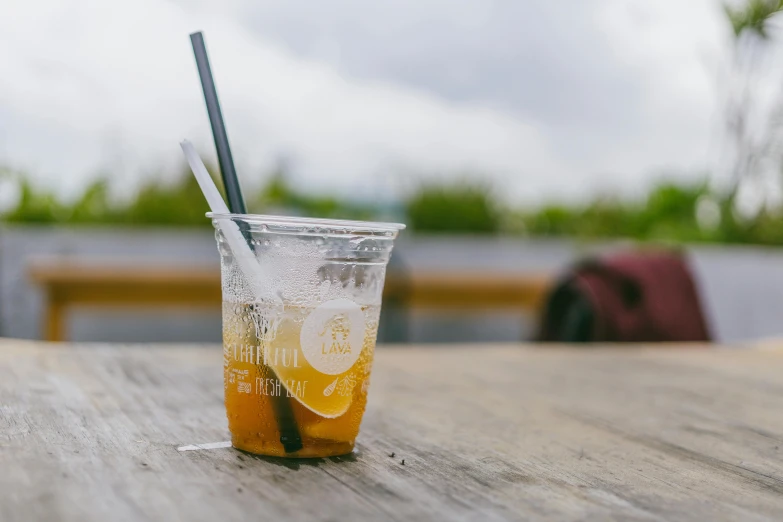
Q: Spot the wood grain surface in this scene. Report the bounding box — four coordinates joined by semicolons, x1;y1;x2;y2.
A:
0;340;782;521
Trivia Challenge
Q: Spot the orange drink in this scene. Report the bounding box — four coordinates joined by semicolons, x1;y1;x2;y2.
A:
223;303;380;457
212;213;403;457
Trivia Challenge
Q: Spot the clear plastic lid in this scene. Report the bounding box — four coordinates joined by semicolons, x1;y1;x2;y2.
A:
208;213;406;236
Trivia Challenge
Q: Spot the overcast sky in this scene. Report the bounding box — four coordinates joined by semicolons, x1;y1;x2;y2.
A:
0;0;731;204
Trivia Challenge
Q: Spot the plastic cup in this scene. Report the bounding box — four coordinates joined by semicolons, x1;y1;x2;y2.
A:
211;213;404;458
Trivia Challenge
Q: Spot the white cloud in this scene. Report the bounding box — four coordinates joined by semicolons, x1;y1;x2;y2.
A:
596;0;726;177
0;0;733;205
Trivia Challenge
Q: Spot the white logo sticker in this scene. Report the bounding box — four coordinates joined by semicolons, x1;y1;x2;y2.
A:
300;299;365;375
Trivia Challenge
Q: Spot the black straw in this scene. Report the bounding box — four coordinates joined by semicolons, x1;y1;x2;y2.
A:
189;31;302;454
189;31;246;214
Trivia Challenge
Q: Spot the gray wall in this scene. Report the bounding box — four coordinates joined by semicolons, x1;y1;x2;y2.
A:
4;225;783;343
0;227;584;343
0;227;222;342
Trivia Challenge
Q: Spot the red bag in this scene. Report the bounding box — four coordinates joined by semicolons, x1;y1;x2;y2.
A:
538;251;710;343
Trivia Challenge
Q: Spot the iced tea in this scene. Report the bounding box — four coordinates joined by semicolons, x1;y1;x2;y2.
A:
223;301;380;457
212;213;403;458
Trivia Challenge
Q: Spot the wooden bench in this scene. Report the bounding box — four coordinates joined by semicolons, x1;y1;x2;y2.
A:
28;260;552;342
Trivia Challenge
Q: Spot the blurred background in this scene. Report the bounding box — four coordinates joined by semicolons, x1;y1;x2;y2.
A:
3;0;783;344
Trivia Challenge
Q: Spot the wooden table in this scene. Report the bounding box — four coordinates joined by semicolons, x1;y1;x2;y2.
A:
28;260;552;342
1;340;782;521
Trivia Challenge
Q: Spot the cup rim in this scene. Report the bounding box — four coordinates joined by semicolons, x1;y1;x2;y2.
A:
208;212;406;233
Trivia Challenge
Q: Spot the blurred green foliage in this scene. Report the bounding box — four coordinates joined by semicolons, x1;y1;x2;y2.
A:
725;0;783;38
0;165;376;228
250;171;376;221
6;167;783;245
1;165;213;227
514;183;711;242
406;181;500;234
511;181;783;246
